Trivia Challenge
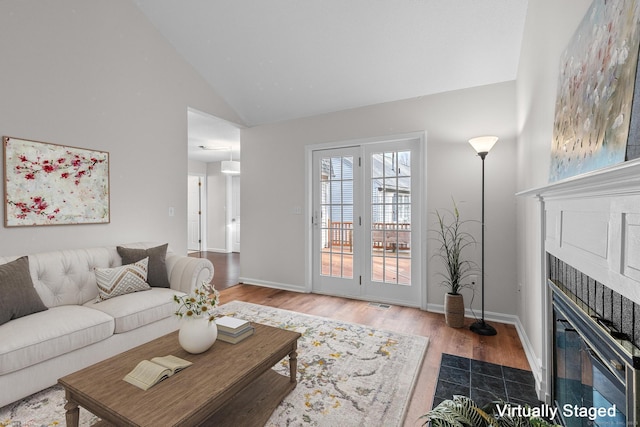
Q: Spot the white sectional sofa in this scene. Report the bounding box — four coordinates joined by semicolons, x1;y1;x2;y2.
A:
0;242;214;408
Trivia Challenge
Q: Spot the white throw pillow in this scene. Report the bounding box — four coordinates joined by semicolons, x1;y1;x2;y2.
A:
94;257;150;302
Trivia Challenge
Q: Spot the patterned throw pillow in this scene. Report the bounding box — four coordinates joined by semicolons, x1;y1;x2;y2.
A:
95;257;150;302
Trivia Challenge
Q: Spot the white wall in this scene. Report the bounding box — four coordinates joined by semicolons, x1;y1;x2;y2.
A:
188;160;207;176
0;1;603;376
206;161;228;252
188;160;230;253
516;0;593;385
241;82;519;313
0;0;242;256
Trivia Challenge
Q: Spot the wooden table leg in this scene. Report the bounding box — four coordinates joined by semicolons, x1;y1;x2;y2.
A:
64;391;80;427
289;342;298;384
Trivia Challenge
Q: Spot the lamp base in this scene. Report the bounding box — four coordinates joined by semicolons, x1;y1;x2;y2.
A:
470;319;497;336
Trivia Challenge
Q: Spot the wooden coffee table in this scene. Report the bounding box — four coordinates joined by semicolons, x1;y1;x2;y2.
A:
58;323;301;426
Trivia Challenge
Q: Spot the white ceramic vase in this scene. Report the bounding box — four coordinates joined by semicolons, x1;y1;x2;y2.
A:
178;317;218;354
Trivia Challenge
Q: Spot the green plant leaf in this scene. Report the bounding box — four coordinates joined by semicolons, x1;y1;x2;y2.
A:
420;396;562;427
431;199;478;294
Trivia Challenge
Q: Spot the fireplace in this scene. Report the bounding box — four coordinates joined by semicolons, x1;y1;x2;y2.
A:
550;277;639;425
518;159;640;426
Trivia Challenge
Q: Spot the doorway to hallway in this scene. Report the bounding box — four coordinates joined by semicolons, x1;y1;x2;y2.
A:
189;251;240;291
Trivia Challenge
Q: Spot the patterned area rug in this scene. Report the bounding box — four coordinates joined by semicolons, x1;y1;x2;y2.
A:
0;300;428;427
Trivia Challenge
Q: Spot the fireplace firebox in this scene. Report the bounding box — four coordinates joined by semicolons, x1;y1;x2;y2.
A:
551;280;640;426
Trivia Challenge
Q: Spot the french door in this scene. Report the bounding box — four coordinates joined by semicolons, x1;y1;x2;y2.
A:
312;147;361;296
312;137;422;306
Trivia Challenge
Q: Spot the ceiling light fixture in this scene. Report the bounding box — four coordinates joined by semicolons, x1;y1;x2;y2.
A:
199;145;229;151
221;149;240;174
221;160;240;174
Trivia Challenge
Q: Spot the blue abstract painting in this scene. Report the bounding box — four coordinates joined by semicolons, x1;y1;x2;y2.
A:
549;0;640;182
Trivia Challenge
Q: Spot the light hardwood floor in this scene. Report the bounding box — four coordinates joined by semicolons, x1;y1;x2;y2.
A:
219;284;531;427
192;252;532;425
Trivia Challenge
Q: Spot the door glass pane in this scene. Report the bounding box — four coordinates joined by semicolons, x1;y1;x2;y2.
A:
320;155;353;279
370;150;411;285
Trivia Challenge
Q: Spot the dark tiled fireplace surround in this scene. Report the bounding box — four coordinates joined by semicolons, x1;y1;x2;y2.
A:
548;255;640;349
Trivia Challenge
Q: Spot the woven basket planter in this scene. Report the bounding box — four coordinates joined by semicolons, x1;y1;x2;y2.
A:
444;293;465;328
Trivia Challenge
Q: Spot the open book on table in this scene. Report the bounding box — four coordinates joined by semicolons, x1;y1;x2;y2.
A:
123;355;192;391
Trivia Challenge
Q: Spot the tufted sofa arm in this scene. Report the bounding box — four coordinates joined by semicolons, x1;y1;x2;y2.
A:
166;255;214;294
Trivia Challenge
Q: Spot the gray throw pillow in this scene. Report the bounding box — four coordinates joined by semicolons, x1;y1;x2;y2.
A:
0;256;48;326
117;244;170;288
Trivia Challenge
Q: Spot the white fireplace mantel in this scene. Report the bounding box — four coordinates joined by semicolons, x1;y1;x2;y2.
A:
518;157;640;306
518;157;640;200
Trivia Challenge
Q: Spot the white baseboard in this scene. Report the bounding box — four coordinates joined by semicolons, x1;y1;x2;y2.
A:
187;248;231;253
514;321;545;401
206;247;231;253
427;302;543;398
426;303;517;325
239;282;544;398
237;277;307;293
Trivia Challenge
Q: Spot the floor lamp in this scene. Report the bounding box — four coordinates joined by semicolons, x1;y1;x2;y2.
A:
468;136;498;336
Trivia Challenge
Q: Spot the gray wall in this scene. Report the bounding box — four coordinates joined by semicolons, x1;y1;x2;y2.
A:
206;161;228;252
240;82;519;314
187;160;228;253
516;0;593;374
1;1;609;382
0;0;242;256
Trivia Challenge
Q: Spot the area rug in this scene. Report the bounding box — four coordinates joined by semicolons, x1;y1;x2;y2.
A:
0;300;428;427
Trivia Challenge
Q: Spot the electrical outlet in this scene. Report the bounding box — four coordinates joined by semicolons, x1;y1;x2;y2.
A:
470;275;478;286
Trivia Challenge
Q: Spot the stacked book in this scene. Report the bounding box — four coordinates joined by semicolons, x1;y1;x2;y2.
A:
216;316;254;344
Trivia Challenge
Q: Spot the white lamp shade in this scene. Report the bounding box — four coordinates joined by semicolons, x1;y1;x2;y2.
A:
221;160;240;174
468;136;498;154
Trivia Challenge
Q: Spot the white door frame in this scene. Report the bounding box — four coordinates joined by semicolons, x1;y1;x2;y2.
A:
304;131;428;310
227;174;241;253
187;173;207;252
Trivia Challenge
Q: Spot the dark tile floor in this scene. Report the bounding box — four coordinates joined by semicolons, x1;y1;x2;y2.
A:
432;353;541;409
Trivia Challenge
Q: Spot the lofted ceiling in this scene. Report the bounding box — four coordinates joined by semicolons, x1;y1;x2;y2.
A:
187;108;241;163
134;0;529;162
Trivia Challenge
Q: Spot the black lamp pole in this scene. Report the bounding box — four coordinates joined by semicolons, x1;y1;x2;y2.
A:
470;149;497;336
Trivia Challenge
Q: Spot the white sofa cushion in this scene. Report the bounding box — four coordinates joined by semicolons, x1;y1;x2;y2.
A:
0;305;114;375
24;247;120;307
85;288;183;333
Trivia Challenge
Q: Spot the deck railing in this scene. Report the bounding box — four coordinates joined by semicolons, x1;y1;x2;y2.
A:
327;221;410;252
